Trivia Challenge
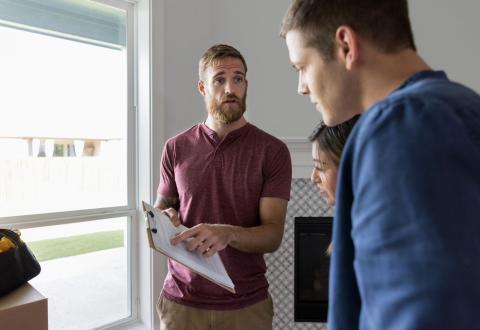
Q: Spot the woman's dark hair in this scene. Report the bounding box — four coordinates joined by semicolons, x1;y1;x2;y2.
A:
308;115;360;167
309;115;360;256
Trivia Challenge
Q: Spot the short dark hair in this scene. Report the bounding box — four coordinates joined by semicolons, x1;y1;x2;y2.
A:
309;115;360;167
199;44;247;79
280;0;416;60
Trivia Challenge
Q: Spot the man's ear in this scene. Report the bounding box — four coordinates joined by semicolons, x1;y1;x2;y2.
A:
198;80;206;96
335;26;359;70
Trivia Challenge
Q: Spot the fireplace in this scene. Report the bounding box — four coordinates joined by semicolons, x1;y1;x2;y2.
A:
294;216;333;323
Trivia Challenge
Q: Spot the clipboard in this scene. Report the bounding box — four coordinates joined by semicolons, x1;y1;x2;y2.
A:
142;201;235;293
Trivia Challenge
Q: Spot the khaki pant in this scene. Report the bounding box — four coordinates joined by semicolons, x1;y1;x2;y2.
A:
156;295;274;330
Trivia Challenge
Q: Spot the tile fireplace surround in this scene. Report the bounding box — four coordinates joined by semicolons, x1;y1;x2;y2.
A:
265;178;332;330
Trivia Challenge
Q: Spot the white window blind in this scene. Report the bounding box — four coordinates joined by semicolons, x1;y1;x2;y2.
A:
0;0;126;48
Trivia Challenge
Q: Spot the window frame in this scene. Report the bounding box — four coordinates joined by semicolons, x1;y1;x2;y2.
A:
0;0;139;328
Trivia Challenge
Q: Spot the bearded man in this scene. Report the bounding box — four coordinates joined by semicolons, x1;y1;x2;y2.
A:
153;44;292;330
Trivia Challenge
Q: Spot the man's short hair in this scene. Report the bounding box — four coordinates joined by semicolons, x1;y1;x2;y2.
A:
280;0;416;60
199;44;247;79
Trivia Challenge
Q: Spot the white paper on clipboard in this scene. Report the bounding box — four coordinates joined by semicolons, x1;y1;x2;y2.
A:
142;201;235;293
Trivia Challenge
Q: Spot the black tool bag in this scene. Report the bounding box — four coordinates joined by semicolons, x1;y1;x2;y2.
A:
0;228;41;297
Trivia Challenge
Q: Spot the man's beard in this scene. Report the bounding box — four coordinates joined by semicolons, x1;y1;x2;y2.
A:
206;93;247;124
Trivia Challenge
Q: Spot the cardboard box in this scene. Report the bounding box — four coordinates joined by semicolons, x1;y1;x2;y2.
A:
0;283;48;330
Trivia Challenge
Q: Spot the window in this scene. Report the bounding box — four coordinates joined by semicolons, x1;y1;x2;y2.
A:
0;0;136;329
24;218;130;329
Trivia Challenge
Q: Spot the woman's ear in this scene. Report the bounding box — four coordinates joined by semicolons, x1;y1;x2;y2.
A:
335;25;359;70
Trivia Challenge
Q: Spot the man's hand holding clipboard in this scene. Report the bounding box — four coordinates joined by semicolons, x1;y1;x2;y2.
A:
142;201;235;293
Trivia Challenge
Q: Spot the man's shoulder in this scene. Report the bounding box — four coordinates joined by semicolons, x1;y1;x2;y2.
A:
247;124;288;149
165;124;203;145
360;76;480;139
347;76;480;162
373;74;480;117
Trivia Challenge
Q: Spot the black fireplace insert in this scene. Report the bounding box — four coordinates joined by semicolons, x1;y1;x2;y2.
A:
294;216;333;323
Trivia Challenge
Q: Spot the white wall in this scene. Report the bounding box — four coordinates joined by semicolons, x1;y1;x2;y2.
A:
162;0;317;139
210;0;319;139
163;0;215;137
410;0;480;93
159;0;480;160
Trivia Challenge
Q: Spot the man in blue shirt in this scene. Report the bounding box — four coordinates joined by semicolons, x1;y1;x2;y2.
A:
280;1;480;329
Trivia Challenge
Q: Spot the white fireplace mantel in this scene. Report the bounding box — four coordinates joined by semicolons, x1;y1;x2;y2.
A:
282;138;312;179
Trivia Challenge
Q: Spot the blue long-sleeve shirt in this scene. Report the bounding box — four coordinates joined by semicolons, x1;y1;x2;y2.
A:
329;71;480;330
